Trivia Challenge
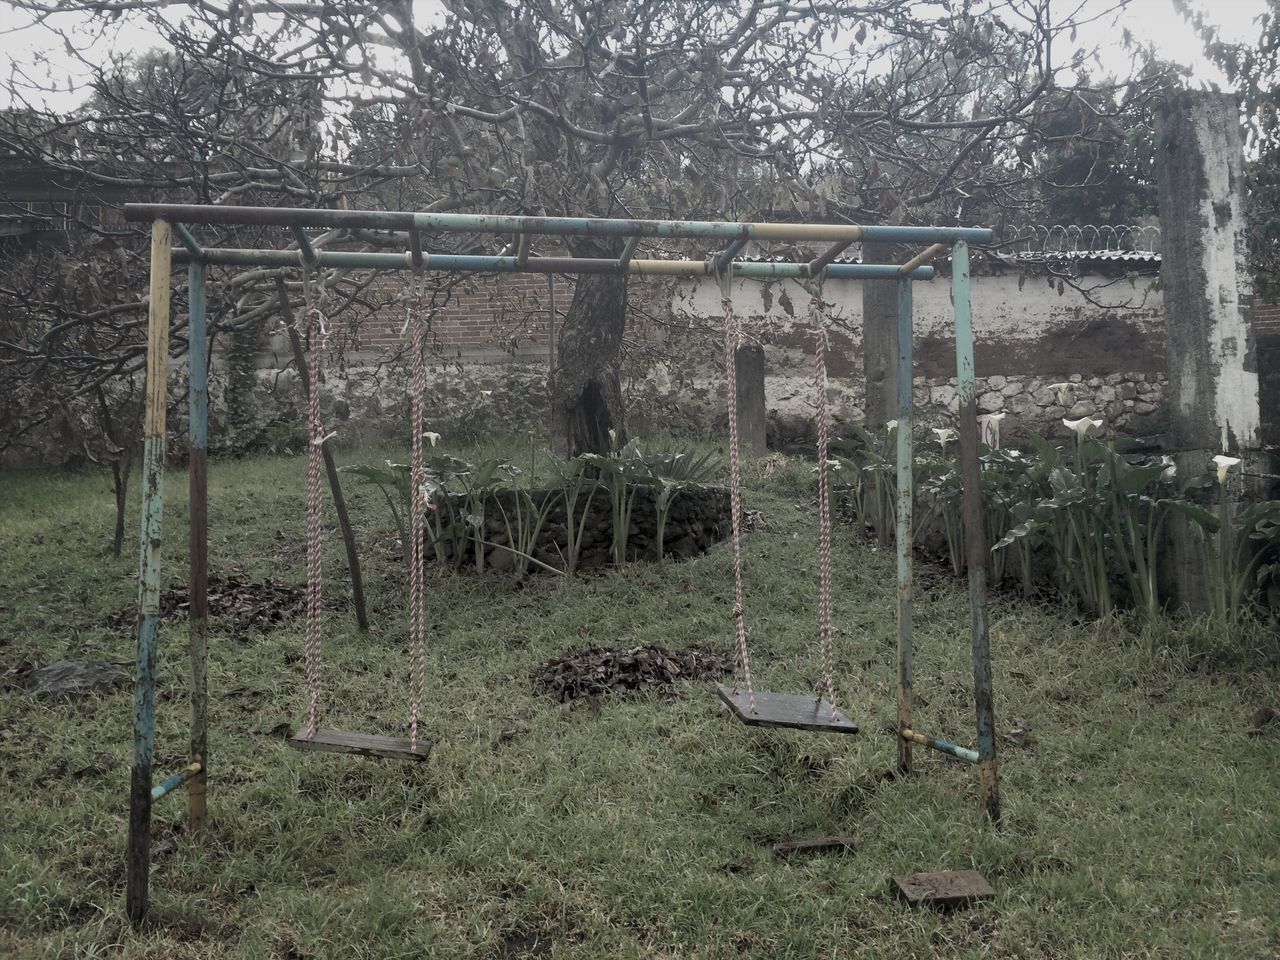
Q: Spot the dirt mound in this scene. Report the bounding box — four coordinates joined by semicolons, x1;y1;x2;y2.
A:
106;574;309;632
533;643;729;706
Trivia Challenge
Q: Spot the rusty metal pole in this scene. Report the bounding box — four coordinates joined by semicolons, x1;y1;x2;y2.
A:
894;277;914;775
126;219;172;925
186;259;209;832
952;240;1001;823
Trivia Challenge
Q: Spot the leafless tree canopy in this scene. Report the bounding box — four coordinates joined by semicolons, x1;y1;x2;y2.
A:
1;0;1146;456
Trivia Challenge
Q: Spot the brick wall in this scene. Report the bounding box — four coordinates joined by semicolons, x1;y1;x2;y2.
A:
1257;299;1280;448
352;273;565;357
1256;300;1280;338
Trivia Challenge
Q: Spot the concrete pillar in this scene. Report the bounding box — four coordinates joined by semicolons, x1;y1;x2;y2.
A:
1156;90;1264;608
1156;90;1262;456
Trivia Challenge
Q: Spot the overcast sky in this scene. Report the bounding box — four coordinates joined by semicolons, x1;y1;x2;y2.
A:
0;0;1269;112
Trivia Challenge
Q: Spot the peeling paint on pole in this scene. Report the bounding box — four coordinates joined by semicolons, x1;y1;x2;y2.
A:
1156;90;1262;454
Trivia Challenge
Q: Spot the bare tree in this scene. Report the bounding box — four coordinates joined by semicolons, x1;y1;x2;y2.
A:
3;0;1148;451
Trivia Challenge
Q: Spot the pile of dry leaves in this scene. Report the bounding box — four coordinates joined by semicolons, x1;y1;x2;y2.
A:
533;642;729;706
106;574;310;632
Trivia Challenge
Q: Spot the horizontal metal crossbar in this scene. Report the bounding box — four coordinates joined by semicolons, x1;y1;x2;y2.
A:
167;245;937;279
900;728;979;763
150;761;202;801
123;202;994;246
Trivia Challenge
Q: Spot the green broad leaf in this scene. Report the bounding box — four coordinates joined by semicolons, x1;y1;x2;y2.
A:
338;463;404;486
1161;499;1220;532
1022;428;1062;469
992;519;1039;551
1113;461;1169;496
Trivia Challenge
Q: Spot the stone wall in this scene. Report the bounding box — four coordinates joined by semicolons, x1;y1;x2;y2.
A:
432;483;731;572
670;258;1175;445
763;372;1168;448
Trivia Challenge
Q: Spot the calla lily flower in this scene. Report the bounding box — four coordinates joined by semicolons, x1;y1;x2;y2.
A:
1049;381;1072;406
423;431;441;447
885;419;899;433
978;412;1006;449
1212;454;1241;484
931;427;958;454
1063;416;1103;441
1161;455;1176;480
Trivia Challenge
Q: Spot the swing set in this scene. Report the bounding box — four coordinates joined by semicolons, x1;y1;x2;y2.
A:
119;202;999;926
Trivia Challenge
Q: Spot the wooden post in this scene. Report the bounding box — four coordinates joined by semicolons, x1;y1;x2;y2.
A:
734;342;768;455
952;240;1000;824
273;277;369;631
187;260;209;831
127;219;172;926
894;277;914;775
548;274;557;437
862;240;900;429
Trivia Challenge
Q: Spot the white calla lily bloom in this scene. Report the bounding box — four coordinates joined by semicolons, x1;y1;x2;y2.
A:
931;426;958;454
1048;381;1072;406
1063;416;1103;440
885;419;899;433
1161;455;1176;480
1212;454;1242;484
423;431;441;447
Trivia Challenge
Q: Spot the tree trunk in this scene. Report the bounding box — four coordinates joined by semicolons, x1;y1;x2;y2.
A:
553;240;629;457
275;278;370;632
861;240;902;430
94;383;132;558
735;342;768;455
111;459;128;558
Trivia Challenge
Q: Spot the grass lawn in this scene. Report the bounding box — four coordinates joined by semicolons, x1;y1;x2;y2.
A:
1;444;1277;959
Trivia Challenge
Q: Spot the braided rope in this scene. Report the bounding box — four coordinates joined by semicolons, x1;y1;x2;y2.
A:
303;300;328;738
406;285;429;750
810;291;838;719
720;288;755;711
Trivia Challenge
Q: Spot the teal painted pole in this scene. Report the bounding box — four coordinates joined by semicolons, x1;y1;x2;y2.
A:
127;220;172;925
952;240;1001;823
151;762;203;802
895;278;914;775
901;728;980;764
187;261;209;832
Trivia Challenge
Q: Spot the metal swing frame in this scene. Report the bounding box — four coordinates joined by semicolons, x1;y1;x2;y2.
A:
119;202;1000;927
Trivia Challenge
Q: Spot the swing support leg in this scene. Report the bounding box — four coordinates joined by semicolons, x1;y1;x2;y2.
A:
952;240;1001;823
126;220;172;926
894;278;914;775
188;260;210;832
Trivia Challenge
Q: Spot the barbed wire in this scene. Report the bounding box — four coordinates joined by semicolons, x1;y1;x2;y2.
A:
994;224;1161;255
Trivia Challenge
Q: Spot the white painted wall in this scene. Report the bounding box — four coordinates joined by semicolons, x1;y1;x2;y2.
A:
670;267;1163;346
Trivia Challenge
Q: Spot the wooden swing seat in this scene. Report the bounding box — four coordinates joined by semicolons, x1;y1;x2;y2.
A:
287;727;432;762
716;683;859;734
